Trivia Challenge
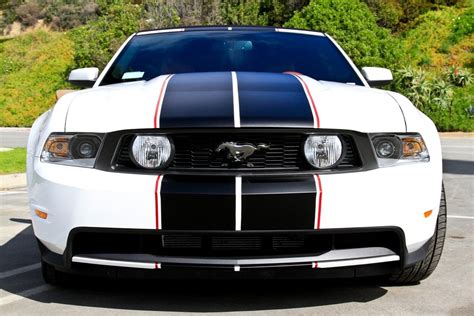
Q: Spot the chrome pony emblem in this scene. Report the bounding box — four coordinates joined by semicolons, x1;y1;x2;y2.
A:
216;142;269;165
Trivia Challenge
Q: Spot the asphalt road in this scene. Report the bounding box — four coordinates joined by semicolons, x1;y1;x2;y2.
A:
0;128;30;148
0;137;472;315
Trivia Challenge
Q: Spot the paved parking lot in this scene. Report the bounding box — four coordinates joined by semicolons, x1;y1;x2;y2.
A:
0;136;472;315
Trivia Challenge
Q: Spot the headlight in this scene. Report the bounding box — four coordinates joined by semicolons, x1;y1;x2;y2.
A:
41;134;103;167
304;135;343;169
371;134;429;167
130;135;172;169
372;136;401;159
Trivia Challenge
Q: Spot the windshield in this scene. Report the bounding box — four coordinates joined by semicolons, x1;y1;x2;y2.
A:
100;30;363;86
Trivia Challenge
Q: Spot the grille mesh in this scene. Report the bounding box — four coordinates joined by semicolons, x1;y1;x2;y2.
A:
116;133;361;171
162;235;305;252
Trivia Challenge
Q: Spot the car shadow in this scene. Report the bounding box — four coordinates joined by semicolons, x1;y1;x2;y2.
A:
443;159;474;175
1;224;389;312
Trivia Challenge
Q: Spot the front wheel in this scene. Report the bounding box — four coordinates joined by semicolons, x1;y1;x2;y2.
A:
389;184;447;284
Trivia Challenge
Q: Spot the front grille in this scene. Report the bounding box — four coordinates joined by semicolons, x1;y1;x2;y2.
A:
115;133;361;171
170;134;302;169
70;230;403;259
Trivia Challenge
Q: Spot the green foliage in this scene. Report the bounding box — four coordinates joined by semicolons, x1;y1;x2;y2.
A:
401;6;471;69
222;0;269;25
142;0;181;29
393;66;453;110
221;0;309;27
426;84;474;131
392;66;474;131
398;0;434;25
68;2;142;69
444;6;474;46
362;0;403;30
0;0;472;131
0;30;74;126
447;67;473;86
397;5;473;131
264;0;310;27
285;0;402;68
0;148;27;174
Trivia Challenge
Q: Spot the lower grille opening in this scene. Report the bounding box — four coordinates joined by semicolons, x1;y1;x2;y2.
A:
71;230;402;259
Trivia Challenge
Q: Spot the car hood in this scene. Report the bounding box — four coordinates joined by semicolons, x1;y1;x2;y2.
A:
65;72;406;133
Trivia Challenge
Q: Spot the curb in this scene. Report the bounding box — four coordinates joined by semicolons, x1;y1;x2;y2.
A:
0;173;27;190
439;132;474;138
0;127;31;132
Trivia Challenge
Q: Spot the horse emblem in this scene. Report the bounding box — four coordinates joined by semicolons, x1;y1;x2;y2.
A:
216;142;270;165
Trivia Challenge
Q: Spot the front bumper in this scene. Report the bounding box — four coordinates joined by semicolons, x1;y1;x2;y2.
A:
38;227;415;278
30;156;441;275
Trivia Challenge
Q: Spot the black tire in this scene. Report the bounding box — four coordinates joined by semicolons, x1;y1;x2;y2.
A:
389;184;447;284
41;259;69;286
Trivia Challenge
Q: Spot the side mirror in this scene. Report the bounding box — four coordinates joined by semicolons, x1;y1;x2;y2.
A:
68;67;99;88
361;67;393;87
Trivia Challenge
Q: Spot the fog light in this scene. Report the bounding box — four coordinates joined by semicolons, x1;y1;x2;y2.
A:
131;135;172;169
304;135;343;169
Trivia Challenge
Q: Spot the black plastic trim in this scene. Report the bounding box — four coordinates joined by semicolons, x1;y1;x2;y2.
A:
94;128;378;176
60;226;406;267
38;227;433;278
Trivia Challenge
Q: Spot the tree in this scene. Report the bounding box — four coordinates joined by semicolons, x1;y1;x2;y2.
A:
69;2;142;69
285;0;402;68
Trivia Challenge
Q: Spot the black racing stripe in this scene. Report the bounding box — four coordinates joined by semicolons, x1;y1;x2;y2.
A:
160;176;235;230
241;175;316;230
238;72;314;128
159;72;234;128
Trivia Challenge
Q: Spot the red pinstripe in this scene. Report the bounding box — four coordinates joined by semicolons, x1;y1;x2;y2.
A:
154;74;172;128
284;71;320;128
154;175;161;230
315;174;323;229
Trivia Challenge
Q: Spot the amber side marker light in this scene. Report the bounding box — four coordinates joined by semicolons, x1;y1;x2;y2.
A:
424;210;433;218
35;209;48;219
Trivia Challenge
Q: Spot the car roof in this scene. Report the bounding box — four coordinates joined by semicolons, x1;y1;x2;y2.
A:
136;25;326;37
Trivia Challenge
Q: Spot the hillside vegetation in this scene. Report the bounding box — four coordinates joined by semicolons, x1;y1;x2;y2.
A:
0;0;472;131
396;5;473;131
0;30;74;126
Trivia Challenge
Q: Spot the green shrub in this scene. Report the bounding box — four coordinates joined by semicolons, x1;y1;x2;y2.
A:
393;66;453;110
142;0;181;29
447;67;473;86
428;84;474;131
42;0;100;31
284;0;402;68
401;6;462;68
68;2;142;70
0;30;74;127
221;0;269;25
221;0;309;27
362;0;403;30
392;66;473;131
445;6;474;46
